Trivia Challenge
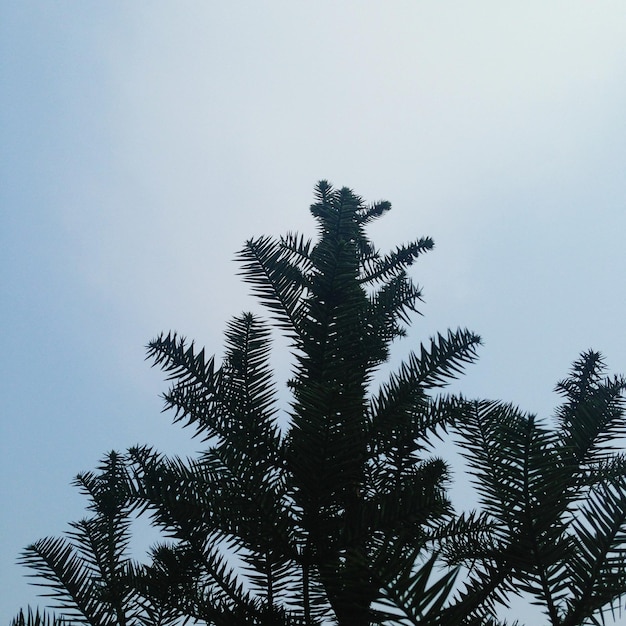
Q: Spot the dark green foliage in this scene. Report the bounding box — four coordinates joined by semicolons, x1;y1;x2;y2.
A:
17;453;140;626
14;182;481;625
10;609;68;626
444;352;626;625
120;182;480;625
12;182;626;626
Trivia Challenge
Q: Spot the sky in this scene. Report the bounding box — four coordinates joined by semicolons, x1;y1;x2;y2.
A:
1;2;626;624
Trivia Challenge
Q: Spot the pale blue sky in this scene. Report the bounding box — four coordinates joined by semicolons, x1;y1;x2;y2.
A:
2;2;626;624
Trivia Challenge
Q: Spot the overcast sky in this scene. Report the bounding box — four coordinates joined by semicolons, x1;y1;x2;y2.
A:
2;2;626;624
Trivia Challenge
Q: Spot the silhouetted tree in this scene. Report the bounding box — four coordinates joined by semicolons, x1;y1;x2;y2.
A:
442;351;626;626
13;182;626;626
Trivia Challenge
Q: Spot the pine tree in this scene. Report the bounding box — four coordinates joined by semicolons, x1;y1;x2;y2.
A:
14;182;626;626
442;351;626;625
124;181;481;624
16;182;480;625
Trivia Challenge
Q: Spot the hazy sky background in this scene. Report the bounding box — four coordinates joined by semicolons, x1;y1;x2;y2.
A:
2;2;626;624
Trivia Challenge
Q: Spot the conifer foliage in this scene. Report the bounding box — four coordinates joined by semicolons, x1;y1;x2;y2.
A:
442;351;626;626
12;182;626;626
15;182;480;625
127;181;481;624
